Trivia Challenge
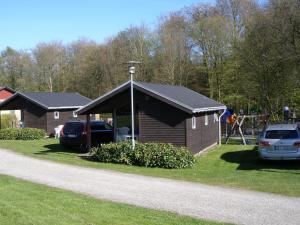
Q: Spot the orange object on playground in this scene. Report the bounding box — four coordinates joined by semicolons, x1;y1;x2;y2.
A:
227;113;237;124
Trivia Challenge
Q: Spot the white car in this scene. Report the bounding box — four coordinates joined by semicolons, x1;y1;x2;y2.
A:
258;124;300;160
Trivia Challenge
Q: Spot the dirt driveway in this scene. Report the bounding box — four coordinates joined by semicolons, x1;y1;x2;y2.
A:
0;148;299;225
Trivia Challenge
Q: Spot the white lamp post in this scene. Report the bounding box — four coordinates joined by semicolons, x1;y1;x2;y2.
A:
129;65;135;150
127;61;140;150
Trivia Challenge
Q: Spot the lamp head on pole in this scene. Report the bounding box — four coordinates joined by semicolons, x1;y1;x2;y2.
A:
126;61;140;76
129;66;135;74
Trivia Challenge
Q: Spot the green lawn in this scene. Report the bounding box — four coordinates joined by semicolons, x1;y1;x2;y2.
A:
0;175;223;225
0;139;299;196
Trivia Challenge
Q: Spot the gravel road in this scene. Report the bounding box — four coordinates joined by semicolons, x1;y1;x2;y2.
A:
0;148;299;225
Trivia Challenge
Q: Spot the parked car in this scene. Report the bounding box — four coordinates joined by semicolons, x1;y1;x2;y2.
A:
59;120;113;150
258;123;300;160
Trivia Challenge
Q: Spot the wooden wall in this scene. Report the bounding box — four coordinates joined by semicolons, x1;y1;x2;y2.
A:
46;110;86;135
138;93;187;147
186;112;219;154
23;103;47;131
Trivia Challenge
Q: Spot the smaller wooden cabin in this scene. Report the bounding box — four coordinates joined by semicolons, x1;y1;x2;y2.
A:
77;81;226;154
0;92;91;135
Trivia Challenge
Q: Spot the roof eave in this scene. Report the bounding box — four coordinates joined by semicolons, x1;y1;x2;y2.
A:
48;106;83;110
192;106;227;113
18;92;49;110
77;81;131;114
0;92;19;108
0;92;50;110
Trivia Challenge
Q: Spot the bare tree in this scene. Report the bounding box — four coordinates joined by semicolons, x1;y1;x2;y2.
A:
33;42;65;92
155;13;192;85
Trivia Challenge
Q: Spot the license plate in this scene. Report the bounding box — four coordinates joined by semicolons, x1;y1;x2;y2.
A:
67;134;76;138
274;146;289;151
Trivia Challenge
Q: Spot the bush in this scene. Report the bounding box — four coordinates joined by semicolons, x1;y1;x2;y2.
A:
91;141;133;164
0;128;46;140
91;142;195;169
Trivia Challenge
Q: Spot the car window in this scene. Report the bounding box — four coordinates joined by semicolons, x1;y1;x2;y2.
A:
265;130;299;139
91;123;112;130
91;124;104;130
64;122;84;132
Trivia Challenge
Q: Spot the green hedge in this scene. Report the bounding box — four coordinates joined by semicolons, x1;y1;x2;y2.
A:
0;128;46;140
91;142;195;169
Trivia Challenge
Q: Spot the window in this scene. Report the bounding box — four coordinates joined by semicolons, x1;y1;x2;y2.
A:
205;114;208;126
54;111;59;119
214;113;219;123
73;111;78;118
192;116;196;129
265;130;298;139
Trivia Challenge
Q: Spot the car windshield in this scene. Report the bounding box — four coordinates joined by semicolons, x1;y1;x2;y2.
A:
265;130;299;139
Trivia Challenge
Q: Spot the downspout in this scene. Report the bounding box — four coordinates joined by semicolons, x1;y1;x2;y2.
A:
218;108;227;145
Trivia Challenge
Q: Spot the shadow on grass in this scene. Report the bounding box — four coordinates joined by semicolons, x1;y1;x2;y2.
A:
34;144;81;155
221;147;300;173
222;138;257;145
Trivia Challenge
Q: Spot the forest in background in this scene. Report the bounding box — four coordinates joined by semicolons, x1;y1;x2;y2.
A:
0;0;299;120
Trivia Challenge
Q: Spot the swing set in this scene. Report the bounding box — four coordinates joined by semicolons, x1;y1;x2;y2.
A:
224;114;269;145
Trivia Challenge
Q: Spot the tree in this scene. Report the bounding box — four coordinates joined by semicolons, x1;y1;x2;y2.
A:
0;47;32;90
186;5;231;100
154;13;192;86
237;0;300;119
33;42;66;92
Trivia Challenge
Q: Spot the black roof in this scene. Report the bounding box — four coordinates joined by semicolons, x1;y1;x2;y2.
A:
136;82;225;110
78;81;226;114
0;92;91;110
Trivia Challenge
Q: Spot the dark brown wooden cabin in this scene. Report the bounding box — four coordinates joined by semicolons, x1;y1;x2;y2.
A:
0;92;91;135
77;81;226;154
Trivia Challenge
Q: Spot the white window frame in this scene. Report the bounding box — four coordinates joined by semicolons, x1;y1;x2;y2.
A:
192;116;196;129
73;111;78;118
54;111;60;119
205;114;208;126
214;113;219;123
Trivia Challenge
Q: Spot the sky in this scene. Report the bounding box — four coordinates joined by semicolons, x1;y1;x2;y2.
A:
0;0;215;51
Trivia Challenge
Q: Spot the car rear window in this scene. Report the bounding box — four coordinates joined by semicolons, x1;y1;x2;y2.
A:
91;123;112;130
265;130;299;139
64;122;84;132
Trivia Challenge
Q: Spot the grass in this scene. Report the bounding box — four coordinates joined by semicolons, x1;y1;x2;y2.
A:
0;175;224;225
0;139;299;196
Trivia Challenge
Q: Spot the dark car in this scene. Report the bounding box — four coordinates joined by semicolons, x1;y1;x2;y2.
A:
59;120;113;150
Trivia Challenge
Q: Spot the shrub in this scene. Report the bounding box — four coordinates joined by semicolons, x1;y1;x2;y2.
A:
0;128;46;140
91;142;195;169
91;141;133;165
